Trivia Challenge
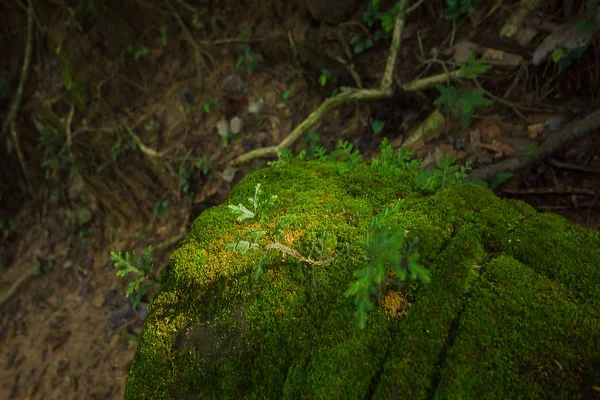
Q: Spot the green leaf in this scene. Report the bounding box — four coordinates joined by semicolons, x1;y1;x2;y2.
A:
462;56;492;79
228;204;255;221
372;120;386;134
551;48;564;63
489;172;513;190
134;47;149;60
160;25;168;46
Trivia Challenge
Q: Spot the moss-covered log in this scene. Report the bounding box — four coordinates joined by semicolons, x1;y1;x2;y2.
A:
126;159;600;399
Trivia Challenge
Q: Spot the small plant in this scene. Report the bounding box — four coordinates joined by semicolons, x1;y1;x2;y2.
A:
179;103;198;119
65;205;91;226
415;155;472;192
221;130;236;147
160;25;168;46
371;120;386;135
350;0;398;54
196;154;213;176
371;138;421;177
111;246;159;309
471;172;513;190
433;85;492;128
236;44;262;74
372;139;471;192
443;0;482;20
125;44;149;60
318;69;337;87
461;55;492;79
226;184;329;283
96;125;137;173
153;200;168;219
527;143;538;158
109;228;120;242
345;204;430;329
330;140;362;174
203;96;218;113
283;89;292;105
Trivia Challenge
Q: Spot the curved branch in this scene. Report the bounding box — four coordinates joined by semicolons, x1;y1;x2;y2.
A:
3;0;35;196
231;0;409;166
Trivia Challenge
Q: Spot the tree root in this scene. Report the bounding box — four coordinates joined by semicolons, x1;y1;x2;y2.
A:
3;0;34;197
229;0;465;167
467;108;600;183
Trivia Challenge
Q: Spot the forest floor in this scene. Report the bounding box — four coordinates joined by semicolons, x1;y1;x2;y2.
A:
1;0;599;399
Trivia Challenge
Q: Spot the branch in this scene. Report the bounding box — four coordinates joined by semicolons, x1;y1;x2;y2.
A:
3;0;35;196
467;108;600;182
230;0;409;166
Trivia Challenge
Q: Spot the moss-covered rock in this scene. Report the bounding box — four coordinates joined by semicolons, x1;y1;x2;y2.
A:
125;160;600;399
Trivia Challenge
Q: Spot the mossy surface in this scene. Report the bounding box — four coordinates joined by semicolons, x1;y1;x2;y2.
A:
125;160;600;399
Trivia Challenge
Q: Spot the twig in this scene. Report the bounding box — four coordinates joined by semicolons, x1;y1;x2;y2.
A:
467;108;600;182
3;0;34;196
230;0;410;166
0;264;41;308
166;0;212;85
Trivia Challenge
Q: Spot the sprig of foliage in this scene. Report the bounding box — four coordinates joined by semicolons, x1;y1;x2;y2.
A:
372;139;471;192
433;85;492;127
319;69;337;87
471;172;513;190
226;184;328;282
461;55;492;79
228;183;278;224
331;140;362;174
236;44;262;74
153;200;168;219
415;155;472;192
111;246;159;309
371;138;421;177
443;0;482;20
345;204;430;328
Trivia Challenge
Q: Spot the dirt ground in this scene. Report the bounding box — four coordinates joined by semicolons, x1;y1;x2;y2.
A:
1;0;599;399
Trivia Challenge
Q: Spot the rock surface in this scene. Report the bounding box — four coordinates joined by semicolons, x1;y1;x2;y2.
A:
126;159;600;399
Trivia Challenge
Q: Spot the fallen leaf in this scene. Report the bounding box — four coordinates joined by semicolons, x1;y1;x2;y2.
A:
481;140;518;156
479;122;502;142
443;40;481;63
469;128;481;152
482;48;523;66
220;167;238;183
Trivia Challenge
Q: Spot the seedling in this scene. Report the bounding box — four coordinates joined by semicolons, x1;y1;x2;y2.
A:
319;69;336;87
203;97;218;113
372;120;386;135
153;200;168;219
160;25;168;46
112;246;160;309
345;204;430;328
236;44;262;74
283;89;292;105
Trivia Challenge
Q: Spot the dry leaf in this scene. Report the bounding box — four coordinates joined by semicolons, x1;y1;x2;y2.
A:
469;128;481;152
230;117;243;134
481;140;518;156
221;167;238;183
216;119;229;137
479;122;502;142
482;48;523;66
443;40;481;63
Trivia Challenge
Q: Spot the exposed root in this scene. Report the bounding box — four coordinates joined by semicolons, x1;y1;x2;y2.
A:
467;108;600;182
3;0;35;197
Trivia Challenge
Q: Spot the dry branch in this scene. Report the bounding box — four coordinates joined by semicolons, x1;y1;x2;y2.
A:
3;0;35;196
230;0;468;167
467;108;600;182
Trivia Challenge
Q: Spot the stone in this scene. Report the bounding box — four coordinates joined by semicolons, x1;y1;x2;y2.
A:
126;158;600;399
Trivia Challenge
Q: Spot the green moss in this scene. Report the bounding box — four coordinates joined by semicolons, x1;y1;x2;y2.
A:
435;255;600;399
126;160;600;399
